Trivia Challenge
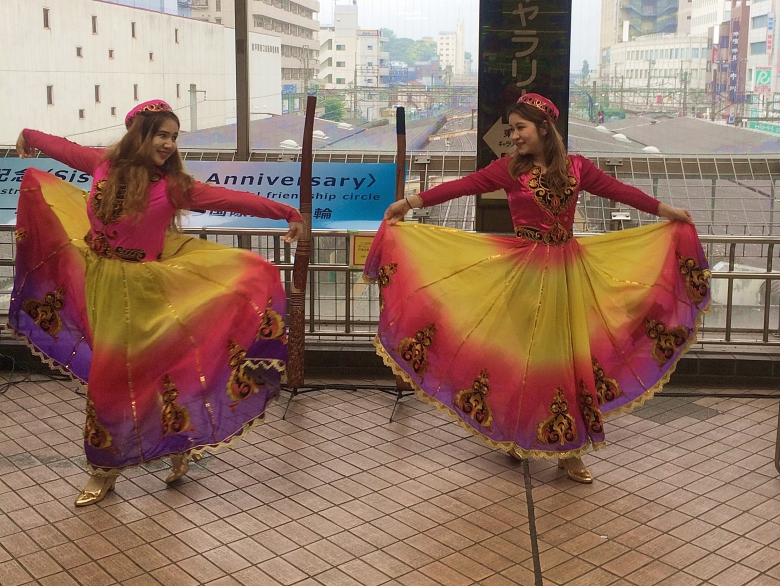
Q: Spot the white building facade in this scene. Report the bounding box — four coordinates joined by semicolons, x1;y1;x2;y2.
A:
1;0;282;146
690;0;730;39
437;21;466;77
190;0;320;95
609;33;710;91
317;5;389;90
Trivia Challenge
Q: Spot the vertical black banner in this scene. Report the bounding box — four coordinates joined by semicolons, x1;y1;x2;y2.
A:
477;1;573;171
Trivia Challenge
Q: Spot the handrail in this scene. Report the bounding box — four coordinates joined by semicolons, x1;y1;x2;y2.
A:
1;225;779;347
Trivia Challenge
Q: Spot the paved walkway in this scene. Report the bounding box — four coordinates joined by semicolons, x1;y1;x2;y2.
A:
0;373;778;586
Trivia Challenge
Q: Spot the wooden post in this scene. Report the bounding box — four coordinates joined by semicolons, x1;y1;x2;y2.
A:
287;95;316;389
393;107;412;399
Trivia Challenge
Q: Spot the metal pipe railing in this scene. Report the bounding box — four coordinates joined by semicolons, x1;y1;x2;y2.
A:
1;227;779;347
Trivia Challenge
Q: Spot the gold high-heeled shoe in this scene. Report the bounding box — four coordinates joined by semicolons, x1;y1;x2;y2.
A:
75;474;118;507
558;457;593;484
165;453;193;484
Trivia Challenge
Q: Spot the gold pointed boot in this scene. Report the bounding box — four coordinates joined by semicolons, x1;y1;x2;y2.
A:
558;457;593;484
75;474;118;507
165;454;190;484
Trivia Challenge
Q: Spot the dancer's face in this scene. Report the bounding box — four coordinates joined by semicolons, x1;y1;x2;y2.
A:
508;112;546;159
150;118;179;166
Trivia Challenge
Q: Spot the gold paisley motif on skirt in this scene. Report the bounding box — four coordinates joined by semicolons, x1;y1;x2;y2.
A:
84;394;113;450
577;380;604;437
394;324;435;380
678;255;710;306
14;229;27;242
645;318;690;367
514;222;573;246
21;288;65;341
454;369;494;432
226;340;264;408
592;357;624;405
256;298;287;344
527;165;578;217
160;374;194;436
377;262;398;311
536;387;578;446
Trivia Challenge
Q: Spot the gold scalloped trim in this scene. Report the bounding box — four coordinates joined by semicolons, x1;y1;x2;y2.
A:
5;325;88;388
372;295;709;459
362;274;378;285
85;393;279;476
245;358;288;373
601;298;711;419
372;337;605;462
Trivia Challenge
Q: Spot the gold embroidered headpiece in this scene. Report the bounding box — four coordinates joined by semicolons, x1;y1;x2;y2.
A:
125;100;173;128
517;93;559;122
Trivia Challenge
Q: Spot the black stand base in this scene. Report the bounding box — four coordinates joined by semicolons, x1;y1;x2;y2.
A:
281;384;415;422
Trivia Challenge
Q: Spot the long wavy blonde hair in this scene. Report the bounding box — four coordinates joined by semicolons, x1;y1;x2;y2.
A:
96;110;193;226
506;101;570;194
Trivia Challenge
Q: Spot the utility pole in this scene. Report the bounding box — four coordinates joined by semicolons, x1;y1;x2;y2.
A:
647;59;655;107
235;0;250;161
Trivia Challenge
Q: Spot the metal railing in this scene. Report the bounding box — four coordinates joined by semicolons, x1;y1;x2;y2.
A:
3;226;777;348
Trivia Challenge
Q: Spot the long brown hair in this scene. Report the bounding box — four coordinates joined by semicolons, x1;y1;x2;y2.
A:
96;110;193;226
506;101;570;194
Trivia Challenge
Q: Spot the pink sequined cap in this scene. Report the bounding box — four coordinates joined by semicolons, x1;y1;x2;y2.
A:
124;100;173;128
517;93;559;122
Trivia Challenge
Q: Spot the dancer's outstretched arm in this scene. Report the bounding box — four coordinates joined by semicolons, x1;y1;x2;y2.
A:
17;130;104;175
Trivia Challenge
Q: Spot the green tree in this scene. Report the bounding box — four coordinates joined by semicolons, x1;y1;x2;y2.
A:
581;60;590;82
406;38;437;64
321;96;344;121
381;28;414;63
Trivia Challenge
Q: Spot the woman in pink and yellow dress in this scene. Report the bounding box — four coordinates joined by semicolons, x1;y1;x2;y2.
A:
11;100;304;505
365;94;710;483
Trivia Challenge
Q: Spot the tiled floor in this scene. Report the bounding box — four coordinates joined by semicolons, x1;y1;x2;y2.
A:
0;371;779;586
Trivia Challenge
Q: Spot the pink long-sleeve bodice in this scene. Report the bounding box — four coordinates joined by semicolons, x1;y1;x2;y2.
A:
23;130;303;261
418;155;660;245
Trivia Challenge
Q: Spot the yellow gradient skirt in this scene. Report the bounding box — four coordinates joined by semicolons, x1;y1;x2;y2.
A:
364;221;710;459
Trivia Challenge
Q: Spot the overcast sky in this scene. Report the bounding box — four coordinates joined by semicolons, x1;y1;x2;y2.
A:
318;0;601;71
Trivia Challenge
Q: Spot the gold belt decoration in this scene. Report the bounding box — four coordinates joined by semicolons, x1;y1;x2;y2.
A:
85;231;147;262
514;223;572;246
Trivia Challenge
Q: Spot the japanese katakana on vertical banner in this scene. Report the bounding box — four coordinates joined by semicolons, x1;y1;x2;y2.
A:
477;0;572;170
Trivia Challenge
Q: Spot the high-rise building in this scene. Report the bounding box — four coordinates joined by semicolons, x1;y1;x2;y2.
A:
599;0;680;76
690;0;730;40
318;3;389;90
437;21;465;77
190;0;320;95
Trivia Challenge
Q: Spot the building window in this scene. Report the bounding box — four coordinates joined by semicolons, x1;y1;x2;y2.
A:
131;22;136;38
47;85;53;105
175;29;179;43
43;8;50;28
133;84;138;100
692;47;699;58
367;45;373;50
336;44;346;51
753;15;768;28
149;52;154;61
76;46;83;57
79;109;85;119
109;49;114;59
176;84;180;98
111;106;116;116
95;85;100;103
216;17;222;24
336;77;345;84
336;61;345;67
216;0;221;10
751;41;767;55
92;15;98;34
